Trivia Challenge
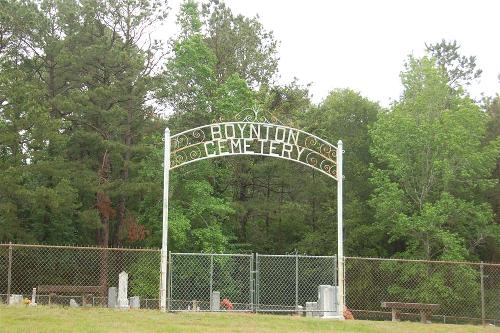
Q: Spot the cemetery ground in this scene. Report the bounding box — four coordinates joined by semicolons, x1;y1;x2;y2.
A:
0;306;498;333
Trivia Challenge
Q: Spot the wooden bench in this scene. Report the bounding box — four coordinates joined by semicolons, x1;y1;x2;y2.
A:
381;302;440;323
37;285;102;306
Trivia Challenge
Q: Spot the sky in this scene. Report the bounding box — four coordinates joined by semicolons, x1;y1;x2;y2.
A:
160;0;500;106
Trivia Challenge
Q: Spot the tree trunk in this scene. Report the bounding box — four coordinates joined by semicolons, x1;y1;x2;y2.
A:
116;97;133;245
97;150;112;300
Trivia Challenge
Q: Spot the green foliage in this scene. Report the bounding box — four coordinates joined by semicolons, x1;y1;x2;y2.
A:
425;39;482;89
0;0;497;266
381;261;481;317
300;89;381;256
201;0;279;87
130;259;160;298
370;56;498;261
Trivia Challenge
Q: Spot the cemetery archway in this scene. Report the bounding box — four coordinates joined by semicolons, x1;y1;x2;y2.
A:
160;113;344;315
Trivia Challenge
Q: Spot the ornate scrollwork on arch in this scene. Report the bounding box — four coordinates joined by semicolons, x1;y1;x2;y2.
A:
236;108;283;125
171;129;206;151
169;121;339;179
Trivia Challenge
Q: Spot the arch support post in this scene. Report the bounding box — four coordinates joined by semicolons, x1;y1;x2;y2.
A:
337;140;344;318
160;128;171;312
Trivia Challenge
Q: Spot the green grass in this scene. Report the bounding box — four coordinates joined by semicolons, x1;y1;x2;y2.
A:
0;306;497;333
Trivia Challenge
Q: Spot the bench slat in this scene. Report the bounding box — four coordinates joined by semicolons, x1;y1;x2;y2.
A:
381;302;439;310
38;285;102;293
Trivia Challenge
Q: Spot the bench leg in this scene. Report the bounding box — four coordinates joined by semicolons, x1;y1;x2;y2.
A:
420;311;430;323
392;308;401;322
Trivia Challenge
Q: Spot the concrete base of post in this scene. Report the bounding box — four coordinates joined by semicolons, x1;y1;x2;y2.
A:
321;314;345;320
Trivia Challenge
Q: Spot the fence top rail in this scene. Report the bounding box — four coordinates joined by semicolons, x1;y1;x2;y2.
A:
257;254;336;259
170;252;253;257
171;252;336;258
1;244;497;266
0;243;161;253
345;256;500;267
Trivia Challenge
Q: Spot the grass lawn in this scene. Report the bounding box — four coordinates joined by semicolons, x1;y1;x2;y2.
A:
0;306;497;333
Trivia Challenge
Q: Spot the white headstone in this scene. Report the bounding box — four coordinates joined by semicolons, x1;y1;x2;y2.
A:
129;296;140;309
210;291;220;311
296;305;304;316
69;298;79;307
30;288;37;306
192;300;200;311
117;271;129;309
108;287;117;308
8;294;23;305
306;301;317;317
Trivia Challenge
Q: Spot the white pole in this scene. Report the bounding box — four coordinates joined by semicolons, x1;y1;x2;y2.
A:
160;128;171;312
337;140;344;318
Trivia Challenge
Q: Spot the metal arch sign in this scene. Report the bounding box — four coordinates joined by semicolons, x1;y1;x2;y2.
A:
170;122;339;179
159;110;344;318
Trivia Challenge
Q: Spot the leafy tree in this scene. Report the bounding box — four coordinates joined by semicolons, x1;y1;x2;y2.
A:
297;89;381;256
150;0;284;253
425;39;482;89
201;0;279;87
1;0;499;270
370;56;498;261
0;0;166;248
482;95;500;261
0;0;83;243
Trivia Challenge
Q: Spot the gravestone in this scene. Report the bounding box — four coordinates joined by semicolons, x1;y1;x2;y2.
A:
82;294;92;307
117;271;129;309
8;294;23;305
318;285;342;319
296;305;304;316
107;287;117;308
30;288;37;306
210;291;220;311
129;296;140;309
69;299;79;307
306;301;317;317
318;285;334;317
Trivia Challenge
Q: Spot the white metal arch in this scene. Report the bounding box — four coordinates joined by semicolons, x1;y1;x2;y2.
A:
159;122;344;318
170;122;339;179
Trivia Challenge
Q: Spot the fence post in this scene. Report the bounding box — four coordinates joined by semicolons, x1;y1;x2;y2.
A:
160;127;171;312
480;261;485;326
167;251;172;311
343;255;346;313
336;140;345;317
7;242;12;305
334;256;338;293
255;253;259;313
295;253;299;312
250;254;254;312
209;254;214;311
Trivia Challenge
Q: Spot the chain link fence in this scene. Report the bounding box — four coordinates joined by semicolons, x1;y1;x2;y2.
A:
345;256;500;325
0;243;160;308
168;253;253;311
1;243;499;326
167;253;338;313
255;254;337;312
